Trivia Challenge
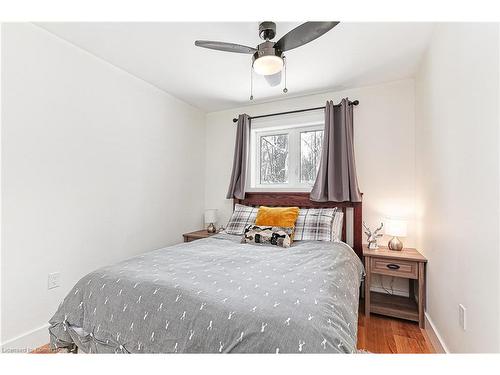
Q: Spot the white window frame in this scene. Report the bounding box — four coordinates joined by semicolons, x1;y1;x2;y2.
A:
247;122;324;192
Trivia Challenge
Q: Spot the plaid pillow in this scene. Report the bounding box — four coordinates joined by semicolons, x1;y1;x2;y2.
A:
294;207;338;241
225;204;258;235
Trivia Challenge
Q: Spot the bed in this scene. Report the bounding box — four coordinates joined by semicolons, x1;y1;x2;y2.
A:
49;193;364;353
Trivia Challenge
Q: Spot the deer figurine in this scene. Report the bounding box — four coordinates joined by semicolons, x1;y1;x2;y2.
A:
363;221;384;249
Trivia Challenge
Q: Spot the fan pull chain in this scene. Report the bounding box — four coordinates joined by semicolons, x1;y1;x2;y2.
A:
283;56;288;94
250;65;254;100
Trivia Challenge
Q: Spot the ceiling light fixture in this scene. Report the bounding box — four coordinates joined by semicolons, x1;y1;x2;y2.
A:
251;40;283;76
252;55;283;75
195;21;339;98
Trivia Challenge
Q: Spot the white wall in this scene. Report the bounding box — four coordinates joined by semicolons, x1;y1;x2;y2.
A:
1;23;206;349
205;79;417;295
415;23;500;353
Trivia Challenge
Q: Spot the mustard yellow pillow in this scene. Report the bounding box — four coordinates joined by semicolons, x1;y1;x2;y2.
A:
255;206;300;228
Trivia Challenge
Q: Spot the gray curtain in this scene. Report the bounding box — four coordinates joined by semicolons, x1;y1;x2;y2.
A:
310;99;362;202
226;114;250;199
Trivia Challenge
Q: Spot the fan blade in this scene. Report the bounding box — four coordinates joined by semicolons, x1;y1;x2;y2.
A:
194;40;256;54
264;71;282;87
275;22;339;52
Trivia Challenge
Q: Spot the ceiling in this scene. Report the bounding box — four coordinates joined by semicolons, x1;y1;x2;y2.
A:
37;22;434;112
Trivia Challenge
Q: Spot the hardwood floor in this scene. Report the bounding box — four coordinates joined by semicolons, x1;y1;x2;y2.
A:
357;301;435;353
33;308;435;354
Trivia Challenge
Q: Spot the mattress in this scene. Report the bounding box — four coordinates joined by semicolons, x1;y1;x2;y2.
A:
49;233;364;353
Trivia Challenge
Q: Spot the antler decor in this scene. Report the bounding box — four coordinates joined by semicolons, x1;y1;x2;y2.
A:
363;221;384;249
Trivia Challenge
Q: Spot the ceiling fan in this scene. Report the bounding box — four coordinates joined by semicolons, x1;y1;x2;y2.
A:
194;21;339;93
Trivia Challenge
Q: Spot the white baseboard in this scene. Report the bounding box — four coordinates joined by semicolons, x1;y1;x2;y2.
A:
424;312;449;353
0;324;49;353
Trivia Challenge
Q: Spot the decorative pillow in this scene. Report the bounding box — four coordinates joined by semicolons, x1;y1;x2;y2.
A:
255;206;300;228
331;210;344;242
293;207;338;241
224;204;258;235
242;225;294;248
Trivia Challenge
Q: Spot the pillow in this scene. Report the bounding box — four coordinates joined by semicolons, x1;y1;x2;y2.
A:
242;225;294;248
331;210;344;242
293;207;338;241
225;204;258;235
255;206;300;228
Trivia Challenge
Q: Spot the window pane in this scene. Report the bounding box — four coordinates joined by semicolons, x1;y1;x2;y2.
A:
300;130;323;183
259;134;288;184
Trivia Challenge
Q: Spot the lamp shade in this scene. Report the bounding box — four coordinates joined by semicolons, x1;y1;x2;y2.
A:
385;218;407;237
204;209;218;224
253;55;283;75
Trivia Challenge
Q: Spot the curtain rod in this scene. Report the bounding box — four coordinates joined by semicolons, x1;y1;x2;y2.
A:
232;100;359;123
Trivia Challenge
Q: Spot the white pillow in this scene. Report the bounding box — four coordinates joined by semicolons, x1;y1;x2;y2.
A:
331;210;344;242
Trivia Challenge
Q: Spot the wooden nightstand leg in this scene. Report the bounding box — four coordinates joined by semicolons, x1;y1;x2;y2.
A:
364;258;371;319
409;279;415;300
418;262;425;328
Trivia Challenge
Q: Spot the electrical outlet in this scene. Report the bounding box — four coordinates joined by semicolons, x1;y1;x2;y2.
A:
48;272;60;289
459;304;466;330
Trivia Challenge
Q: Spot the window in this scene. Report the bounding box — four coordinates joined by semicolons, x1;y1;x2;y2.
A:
248;113;324;191
300;130;323;184
259;134;289;184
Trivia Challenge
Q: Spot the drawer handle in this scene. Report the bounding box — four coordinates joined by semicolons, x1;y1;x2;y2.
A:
386;264;400;270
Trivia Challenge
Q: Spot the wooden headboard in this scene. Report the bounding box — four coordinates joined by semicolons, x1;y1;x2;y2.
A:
234;192;363;259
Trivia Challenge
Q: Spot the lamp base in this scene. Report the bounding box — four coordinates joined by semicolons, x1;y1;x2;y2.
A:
388;236;403;251
207;223;217;233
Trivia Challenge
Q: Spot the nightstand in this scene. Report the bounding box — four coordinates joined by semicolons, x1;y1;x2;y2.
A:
182;229;217;243
363;245;427;328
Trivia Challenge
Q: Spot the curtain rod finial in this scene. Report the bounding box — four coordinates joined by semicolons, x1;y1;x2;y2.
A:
232;118;238;123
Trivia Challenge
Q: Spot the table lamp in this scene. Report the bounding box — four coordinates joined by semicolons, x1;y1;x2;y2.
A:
204;209;218;233
385;218;407;251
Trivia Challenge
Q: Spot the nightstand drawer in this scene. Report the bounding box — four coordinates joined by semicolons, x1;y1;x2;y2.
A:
370;257;418;279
